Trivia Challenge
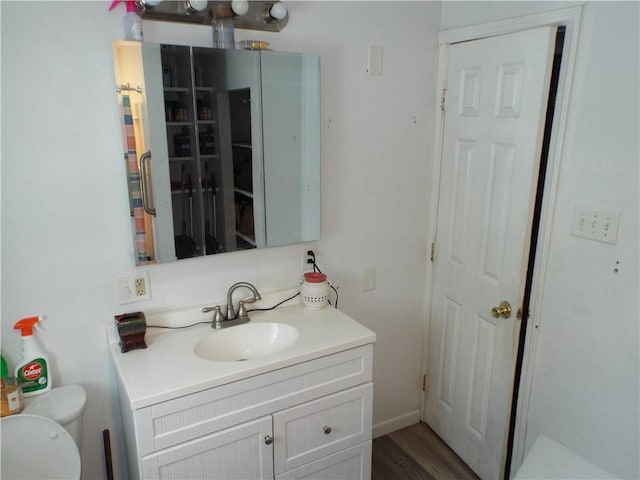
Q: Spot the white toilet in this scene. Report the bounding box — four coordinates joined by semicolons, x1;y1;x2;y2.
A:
0;384;87;479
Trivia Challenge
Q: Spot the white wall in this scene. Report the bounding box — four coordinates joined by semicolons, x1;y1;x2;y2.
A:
441;2;639;478
0;2;439;478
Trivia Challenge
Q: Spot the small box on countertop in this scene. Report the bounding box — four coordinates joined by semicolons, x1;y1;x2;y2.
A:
115;312;147;353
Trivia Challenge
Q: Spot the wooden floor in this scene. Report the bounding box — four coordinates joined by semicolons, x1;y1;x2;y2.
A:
372;422;480;480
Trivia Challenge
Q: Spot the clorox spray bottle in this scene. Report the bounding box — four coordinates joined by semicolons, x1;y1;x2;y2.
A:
14;316;51;397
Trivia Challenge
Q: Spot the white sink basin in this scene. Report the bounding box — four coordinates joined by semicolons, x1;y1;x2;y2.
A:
194;322;299;362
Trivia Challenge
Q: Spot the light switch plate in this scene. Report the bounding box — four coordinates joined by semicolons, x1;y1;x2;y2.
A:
362;266;376;292
571;206;620;244
367;46;383;76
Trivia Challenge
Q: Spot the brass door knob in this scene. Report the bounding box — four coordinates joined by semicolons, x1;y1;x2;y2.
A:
491;301;512;319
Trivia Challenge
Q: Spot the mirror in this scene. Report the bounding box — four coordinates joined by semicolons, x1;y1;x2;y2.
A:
113;42;320;265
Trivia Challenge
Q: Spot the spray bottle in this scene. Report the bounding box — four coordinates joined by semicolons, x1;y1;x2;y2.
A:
0;355;7;388
109;0;143;41
14;316;51;397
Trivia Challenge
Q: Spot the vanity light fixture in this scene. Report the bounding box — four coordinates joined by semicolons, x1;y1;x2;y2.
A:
135;1;289;32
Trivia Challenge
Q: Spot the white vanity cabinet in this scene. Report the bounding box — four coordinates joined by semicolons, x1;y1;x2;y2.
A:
118;344;373;480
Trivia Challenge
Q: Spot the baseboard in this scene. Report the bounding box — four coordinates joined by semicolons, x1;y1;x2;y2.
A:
372;409;421;439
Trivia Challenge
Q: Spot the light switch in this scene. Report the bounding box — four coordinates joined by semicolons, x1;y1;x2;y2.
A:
367;46;383;76
571;206;620;245
362;267;376;292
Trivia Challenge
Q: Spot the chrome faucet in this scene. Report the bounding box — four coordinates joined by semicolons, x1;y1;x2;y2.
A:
225;282;261;320
202;282;261;329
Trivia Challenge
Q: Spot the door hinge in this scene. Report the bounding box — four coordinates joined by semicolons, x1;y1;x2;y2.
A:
440;88;447;111
430;243;436;262
422;374;428;392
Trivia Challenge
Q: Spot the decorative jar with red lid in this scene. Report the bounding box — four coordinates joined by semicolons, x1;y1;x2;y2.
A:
300;272;329;310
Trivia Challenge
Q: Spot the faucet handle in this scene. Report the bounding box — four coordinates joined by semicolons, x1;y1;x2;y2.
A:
237;294;260;319
202;305;225;325
237;301;248;319
212;306;225;323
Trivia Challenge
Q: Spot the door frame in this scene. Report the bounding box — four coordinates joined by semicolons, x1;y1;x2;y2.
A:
421;5;583;476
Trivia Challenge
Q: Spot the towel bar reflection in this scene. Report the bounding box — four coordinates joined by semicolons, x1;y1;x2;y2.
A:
116;83;143;94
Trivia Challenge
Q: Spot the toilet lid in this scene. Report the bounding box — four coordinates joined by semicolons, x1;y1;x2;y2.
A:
0;414;80;479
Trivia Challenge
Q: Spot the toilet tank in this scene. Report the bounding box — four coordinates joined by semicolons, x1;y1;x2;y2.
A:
22;384;87;447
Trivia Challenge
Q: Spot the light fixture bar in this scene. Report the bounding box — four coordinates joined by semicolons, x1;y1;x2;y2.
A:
136;1;288;32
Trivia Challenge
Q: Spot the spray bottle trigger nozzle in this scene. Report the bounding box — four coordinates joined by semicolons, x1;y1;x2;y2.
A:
109;0;137;12
13;316;43;337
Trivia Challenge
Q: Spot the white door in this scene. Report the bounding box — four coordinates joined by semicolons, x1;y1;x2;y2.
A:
425;26;556;480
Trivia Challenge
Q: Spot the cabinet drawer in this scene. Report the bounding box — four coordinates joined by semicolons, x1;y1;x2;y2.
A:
273;383;373;475
275;441;372;480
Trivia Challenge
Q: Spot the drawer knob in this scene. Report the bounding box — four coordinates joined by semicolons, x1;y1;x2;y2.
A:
264;435;273;445
323;426;332;435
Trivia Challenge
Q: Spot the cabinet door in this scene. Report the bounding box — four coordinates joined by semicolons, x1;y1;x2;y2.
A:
139;42;176;262
273;383;373;475
142;416;273;480
275;441;372;480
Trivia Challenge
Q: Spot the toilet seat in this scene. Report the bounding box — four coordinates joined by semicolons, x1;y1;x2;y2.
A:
0;414;81;479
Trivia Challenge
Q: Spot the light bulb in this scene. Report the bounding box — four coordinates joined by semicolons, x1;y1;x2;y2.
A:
187;0;208;12
231;0;249;16
269;2;287;20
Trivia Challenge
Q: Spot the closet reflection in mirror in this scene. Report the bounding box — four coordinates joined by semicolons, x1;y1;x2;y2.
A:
113;41;320;265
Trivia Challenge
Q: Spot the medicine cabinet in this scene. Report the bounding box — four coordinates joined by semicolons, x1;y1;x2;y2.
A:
113;41;320;264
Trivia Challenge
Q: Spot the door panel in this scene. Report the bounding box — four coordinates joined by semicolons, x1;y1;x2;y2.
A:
425;26;556;479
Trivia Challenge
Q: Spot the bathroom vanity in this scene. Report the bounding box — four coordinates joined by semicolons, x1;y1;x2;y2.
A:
109;302;376;479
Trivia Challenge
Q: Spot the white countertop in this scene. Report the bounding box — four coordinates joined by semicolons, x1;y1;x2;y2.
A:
109;302;376;409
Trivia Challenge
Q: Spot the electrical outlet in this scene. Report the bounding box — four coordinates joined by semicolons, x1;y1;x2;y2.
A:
135;278;146;297
301;243;318;272
117;271;151;305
